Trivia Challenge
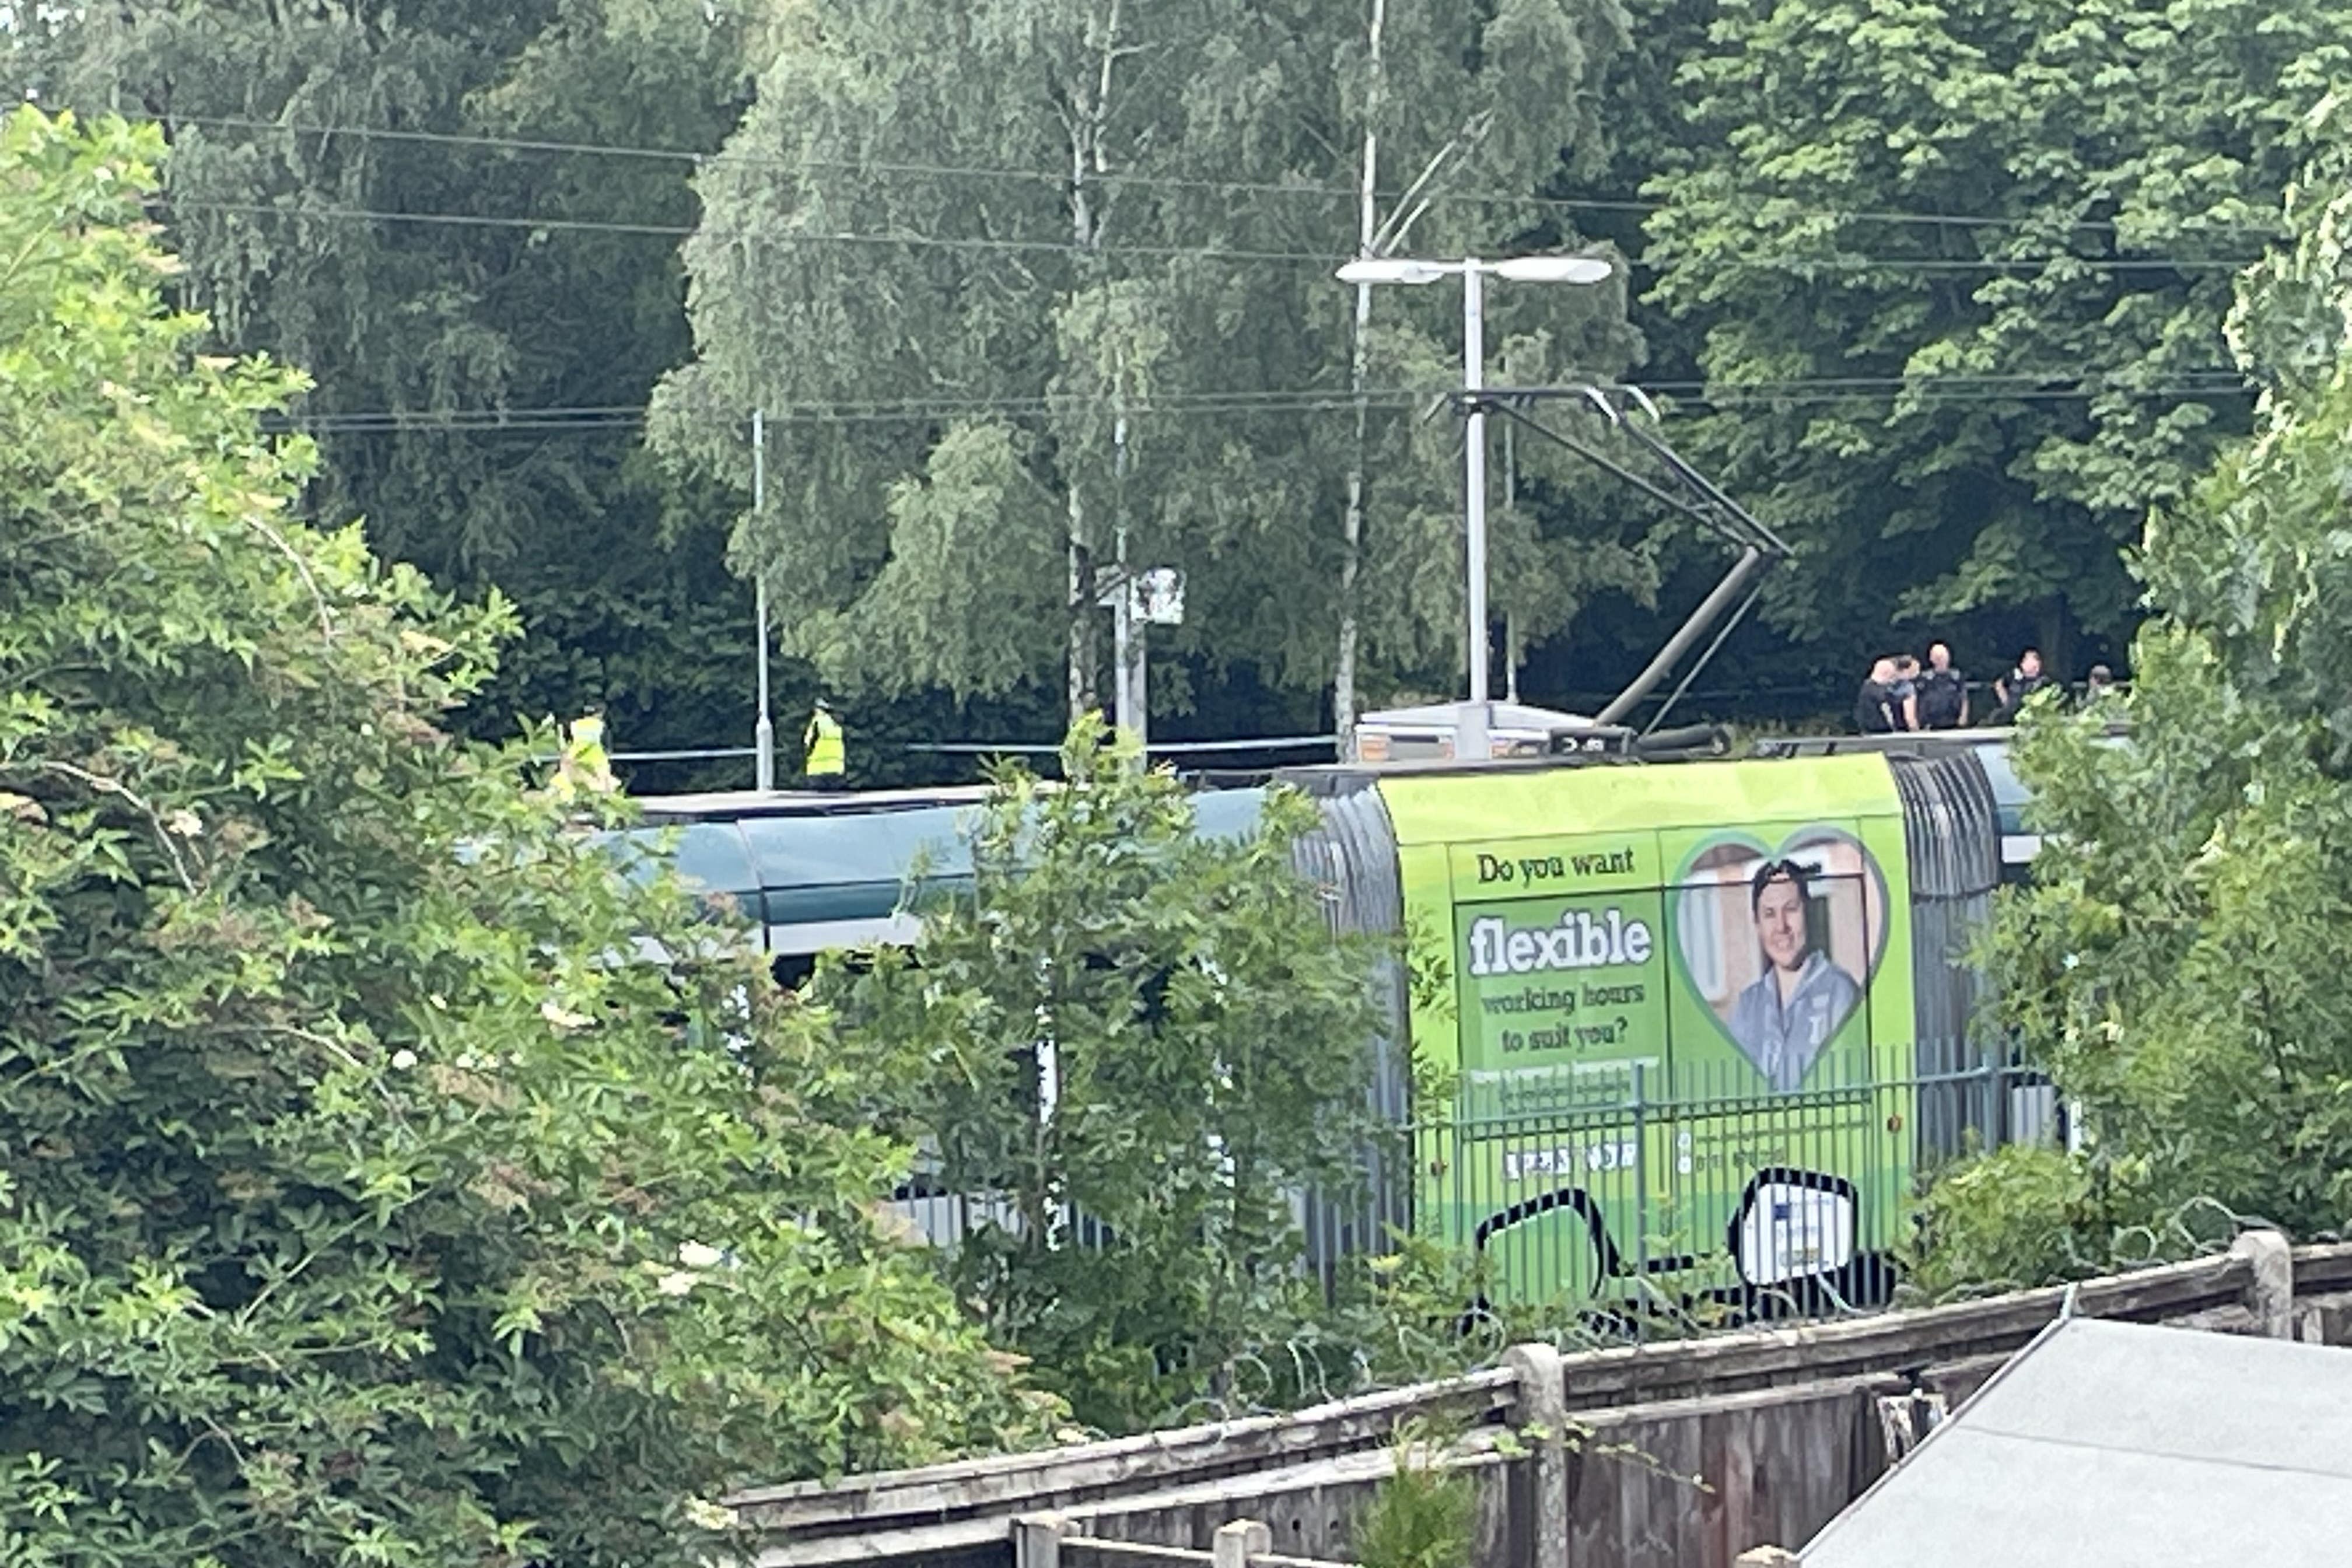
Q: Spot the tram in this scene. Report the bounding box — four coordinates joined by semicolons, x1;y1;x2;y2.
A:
621;727;2052;1317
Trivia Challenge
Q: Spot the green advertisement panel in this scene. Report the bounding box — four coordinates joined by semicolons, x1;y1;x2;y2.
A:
1381;758;1917;1312
1448;832;1668;1119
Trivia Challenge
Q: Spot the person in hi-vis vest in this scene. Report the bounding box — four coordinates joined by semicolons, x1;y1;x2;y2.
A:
803;699;845;786
548;712;617;804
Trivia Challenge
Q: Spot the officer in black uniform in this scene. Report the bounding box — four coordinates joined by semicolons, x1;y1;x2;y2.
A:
1916;642;1969;729
1853;657;1897;734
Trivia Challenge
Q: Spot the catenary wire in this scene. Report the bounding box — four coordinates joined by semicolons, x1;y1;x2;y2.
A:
172;199;1334;262
276;369;2253;427
166;111;2287;240
164;198;2269;273
268;378;2254;437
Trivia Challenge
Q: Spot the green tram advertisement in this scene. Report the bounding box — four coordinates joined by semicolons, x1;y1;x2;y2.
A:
1287;741;2007;1320
1384;760;1923;1316
634;736;2021;1322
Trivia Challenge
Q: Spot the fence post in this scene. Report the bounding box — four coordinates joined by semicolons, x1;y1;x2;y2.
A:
2228;1228;2293;1339
1631;1061;1650;1342
1212;1518;1271;1568
1503;1342;1570;1566
1014;1512;1073;1568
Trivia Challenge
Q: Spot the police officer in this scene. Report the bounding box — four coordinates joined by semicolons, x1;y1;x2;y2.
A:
1888;654;1922;732
1993;648;2052;724
803;699;845;788
1853;657;1898;734
1916;642;1969;729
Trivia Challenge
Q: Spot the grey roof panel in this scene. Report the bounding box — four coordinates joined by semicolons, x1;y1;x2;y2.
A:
638;785;999;820
1804;1318;2352;1568
1961;1320;2352;1476
1808;1426;2352;1568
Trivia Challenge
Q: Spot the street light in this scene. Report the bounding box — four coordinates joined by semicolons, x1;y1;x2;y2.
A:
751;407;775;791
1335;253;1613;717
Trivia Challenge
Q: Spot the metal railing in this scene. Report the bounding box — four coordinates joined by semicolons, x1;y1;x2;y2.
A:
892;1041;2049;1339
1387;1044;2039;1335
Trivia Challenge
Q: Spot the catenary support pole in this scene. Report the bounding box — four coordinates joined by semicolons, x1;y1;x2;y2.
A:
1110;410;1139;756
1128;613;1148;761
751;408;775;792
1463;258;1488;708
1111;554;1133;738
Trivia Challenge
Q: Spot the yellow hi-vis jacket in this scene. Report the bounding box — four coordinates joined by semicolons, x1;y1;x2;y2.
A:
550;713;617;803
803;707;845;778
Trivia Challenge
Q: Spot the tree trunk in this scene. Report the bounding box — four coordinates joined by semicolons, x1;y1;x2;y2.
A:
2039;597;2068;683
1332;0;1385;752
1068;498;1097;723
1062;0;1126;726
1503;419;1520;704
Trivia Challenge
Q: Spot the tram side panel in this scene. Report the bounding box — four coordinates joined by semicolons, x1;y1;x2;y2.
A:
1371;757;1934;1317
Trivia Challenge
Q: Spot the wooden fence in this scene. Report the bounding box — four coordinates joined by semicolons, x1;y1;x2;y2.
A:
1021;1515;1357;1568
734;1234;2348;1568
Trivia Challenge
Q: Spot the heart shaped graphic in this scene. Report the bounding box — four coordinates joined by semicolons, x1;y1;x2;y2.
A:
1670;827;1888;1091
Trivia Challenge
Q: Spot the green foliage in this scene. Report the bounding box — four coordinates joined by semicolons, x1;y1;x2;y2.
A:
24;0;770;768
1352;1422;1476;1568
1644;0;2352;662
1902;1145;2100;1296
652;0;1643;716
1924;100;2352;1283
818;717;1384;1431
0;110;1050;1566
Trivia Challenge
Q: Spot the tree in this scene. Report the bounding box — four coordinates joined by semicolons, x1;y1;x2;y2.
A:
0;110;1049;1566
1642;0;2352;668
22;0;773;779
817;720;1383;1432
651;0;1643;731
1918;97;2352;1287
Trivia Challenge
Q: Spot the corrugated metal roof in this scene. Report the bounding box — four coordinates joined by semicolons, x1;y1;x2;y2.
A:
1802;1317;2352;1568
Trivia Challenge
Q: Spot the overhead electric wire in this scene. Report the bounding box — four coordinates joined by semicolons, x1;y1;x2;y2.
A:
168;111;2286;240
163;197;2270;278
1634;255;2263;272
266;373;2254;443
1684;378;2248;404
171;198;1345;264
279;367;2251;426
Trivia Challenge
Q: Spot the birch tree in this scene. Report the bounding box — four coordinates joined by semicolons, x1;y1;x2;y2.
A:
26;0;769;766
655;0;1640;724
